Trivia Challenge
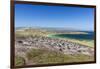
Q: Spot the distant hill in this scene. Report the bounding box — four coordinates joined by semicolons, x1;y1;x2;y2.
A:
15;27;80;32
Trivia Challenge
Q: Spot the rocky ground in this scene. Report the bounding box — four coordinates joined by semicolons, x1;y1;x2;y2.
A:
15;36;94;65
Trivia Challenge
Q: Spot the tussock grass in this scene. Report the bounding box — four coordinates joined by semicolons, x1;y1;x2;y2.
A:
26;49;94;65
15;56;25;66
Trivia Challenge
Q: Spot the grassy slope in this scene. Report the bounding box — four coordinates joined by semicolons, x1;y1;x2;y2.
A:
15;56;25;66
15;49;94;66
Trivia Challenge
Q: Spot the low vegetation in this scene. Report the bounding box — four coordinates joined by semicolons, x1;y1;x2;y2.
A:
15;56;25;66
25;49;94;65
15;28;94;66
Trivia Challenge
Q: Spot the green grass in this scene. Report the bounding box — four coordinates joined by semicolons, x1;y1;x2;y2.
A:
15;29;52;38
15;56;25;66
26;49;94;65
15;49;94;66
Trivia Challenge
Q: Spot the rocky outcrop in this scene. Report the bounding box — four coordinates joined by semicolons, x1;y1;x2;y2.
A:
15;36;94;56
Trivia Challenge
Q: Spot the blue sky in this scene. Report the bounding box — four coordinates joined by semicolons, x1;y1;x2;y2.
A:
15;4;94;31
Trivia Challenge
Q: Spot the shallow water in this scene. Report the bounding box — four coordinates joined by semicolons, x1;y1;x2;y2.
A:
50;32;94;40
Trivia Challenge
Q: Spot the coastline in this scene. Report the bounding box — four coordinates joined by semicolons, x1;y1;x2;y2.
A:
47;34;94;48
15;30;94;66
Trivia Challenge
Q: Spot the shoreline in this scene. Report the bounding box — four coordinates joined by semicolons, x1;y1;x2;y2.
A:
47;34;94;48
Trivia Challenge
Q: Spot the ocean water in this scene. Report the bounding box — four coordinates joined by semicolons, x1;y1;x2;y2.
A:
51;31;94;40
